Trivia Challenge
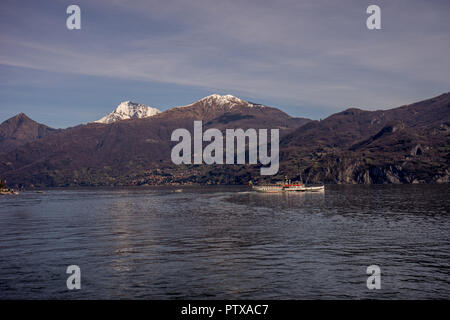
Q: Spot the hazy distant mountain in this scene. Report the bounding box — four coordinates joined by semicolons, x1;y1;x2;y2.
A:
0;113;59;154
0;94;311;187
94;101;161;124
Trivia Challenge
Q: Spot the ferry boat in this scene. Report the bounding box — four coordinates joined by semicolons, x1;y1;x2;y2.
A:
251;179;324;193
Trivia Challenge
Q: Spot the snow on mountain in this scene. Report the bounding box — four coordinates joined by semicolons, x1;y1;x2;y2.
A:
95;101;161;124
200;94;247;106
95;95;262;124
176;94;264;109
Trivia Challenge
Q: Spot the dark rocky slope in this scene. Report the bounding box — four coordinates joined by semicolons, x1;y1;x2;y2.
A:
0;113;60;154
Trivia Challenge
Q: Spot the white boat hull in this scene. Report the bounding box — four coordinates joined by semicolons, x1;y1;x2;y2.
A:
252;185;284;193
303;185;325;192
253;184;325;193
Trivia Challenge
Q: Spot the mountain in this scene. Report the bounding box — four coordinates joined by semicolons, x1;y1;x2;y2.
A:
278;93;450;184
94;101;161;124
0;113;59;154
152;94;311;130
0;94;311;187
1;93;448;187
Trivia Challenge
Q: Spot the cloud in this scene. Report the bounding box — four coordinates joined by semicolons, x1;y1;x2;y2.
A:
0;0;449;118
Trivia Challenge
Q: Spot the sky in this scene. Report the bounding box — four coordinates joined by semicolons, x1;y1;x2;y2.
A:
0;0;449;128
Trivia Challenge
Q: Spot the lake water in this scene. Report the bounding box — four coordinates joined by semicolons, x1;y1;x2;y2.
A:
0;185;449;299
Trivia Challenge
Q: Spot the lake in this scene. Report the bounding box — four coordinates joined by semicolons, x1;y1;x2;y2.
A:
0;185;449;299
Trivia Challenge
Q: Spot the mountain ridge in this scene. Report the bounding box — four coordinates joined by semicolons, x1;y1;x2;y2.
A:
0;93;448;187
0;113;60;154
0;94;311;187
278;93;449;184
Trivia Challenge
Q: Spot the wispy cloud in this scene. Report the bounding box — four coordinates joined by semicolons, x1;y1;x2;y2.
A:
0;0;449;126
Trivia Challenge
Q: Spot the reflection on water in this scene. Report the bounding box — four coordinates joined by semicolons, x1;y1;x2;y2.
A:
0;185;449;299
231;190;325;209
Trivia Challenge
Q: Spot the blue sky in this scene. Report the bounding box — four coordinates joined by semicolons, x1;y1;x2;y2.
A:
0;0;449;128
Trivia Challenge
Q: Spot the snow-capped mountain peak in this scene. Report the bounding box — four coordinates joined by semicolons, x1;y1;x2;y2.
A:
176;94;264;110
95;101;161;124
200;94;244;105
